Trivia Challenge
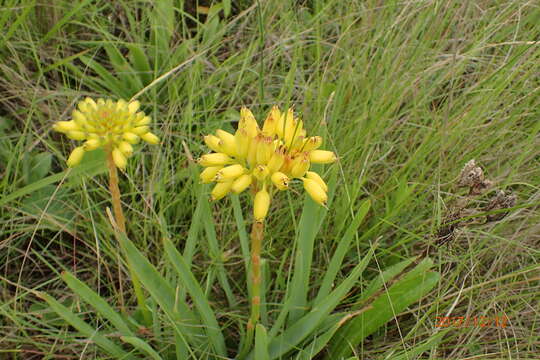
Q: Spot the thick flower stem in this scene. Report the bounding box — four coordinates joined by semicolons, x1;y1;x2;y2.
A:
106;148;151;326
246;220;264;349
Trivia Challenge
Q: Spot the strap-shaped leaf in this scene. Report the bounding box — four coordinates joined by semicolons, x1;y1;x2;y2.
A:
328;258;440;358
163;238;227;357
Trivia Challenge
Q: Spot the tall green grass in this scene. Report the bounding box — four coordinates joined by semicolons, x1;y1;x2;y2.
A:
1;0;539;358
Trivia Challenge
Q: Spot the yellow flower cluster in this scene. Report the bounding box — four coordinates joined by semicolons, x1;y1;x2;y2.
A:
53;98;159;169
199;106;337;221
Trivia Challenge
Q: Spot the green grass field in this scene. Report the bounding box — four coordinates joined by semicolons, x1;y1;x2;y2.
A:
1;1;539;359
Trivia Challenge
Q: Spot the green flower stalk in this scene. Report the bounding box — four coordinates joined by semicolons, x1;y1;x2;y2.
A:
199;105;337;351
53;97;159;324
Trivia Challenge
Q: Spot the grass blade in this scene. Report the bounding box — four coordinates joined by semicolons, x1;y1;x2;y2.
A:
121;336;163;360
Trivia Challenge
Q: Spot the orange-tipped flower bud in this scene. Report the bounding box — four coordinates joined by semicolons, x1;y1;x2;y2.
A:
290;154;310;178
303;136;323;151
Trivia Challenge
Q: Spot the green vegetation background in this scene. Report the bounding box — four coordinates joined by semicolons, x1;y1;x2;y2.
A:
0;0;539;358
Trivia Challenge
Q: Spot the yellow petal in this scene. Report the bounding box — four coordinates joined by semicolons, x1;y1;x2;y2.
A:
254;187;270;221
200;166;222;183
309;150;337;164
135;115;151;126
112;148;127;169
211;181;233;201
235;128;250;160
140;132;159;145
66;146;85;167
271;172;289;190
231;174;252;193
267;148;286;173
302;178;327;206
198;153;232;166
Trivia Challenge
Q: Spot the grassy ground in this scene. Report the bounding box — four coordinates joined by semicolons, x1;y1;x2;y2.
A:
1;0;539;359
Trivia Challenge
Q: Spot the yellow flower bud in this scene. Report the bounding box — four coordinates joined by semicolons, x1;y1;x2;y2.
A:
290;155;310;178
211;181;233;201
305;171;328;192
140;132;159;144
216;129;237;156
67;131;87;140
267;148;286;173
200;166;222;183
112;148;127;169
240;107;259;137
235;128;250;160
131;126;150;135
253;164;270;180
53;121;79;133
118;141;133;157
84;138;101;150
66;146;85;167
204;134;223;153
309;150;337;164
128;101;140;113
254;187;270;221
302;136;323;151
123;132;140;144
302;178;327;206
262;107;278;135
271;172;289;190
256;135;273;165
199;153;232;166
215;164;246;181
135;116;151;126
231;174;253;193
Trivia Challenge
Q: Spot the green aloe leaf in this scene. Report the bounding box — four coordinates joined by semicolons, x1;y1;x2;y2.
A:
163;238;227;357
328;258;440;358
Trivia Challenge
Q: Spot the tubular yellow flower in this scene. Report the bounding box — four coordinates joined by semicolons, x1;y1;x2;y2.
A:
200;166;222;183
309;150;337;164
204;135;222;153
305;171;328;192
211;181;233;201
253;164;270;181
253;187;270;221
232;174;253;193
199;153;232;166
215;130;237;156
66;146;85;167
215;164;246;181
53;97;159;168
271;172;289;190
302;178;328;206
